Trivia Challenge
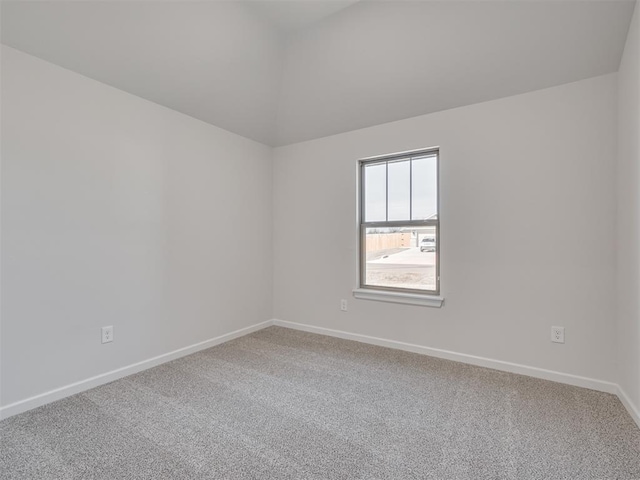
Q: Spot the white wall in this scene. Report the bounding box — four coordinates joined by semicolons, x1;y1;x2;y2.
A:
0;35;630;415
617;3;640;414
0;46;273;407
274;74;618;383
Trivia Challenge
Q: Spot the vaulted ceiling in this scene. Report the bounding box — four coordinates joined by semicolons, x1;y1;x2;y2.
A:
1;1;636;146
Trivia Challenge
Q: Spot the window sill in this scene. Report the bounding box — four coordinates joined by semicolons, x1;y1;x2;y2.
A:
352;288;444;308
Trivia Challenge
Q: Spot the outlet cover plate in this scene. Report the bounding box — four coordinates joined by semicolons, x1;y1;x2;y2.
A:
101;326;114;344
551;326;564;344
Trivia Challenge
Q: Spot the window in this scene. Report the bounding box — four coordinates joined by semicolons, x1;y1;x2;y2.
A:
357;149;440;301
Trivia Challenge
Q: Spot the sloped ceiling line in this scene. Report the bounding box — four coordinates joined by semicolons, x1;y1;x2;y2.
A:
1;0;636;146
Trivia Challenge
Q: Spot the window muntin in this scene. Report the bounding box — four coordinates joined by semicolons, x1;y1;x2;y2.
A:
359;149;439;295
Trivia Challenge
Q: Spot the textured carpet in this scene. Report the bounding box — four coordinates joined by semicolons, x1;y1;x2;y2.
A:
1;326;639;480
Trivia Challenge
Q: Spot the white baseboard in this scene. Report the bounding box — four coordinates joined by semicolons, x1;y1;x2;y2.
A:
272;319;619;395
0;320;274;420
273;320;640;428
617;385;640;429
4;318;638;431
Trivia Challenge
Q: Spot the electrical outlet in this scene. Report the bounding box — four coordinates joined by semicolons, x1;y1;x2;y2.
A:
551;326;564;344
340;299;348;312
101;326;114;344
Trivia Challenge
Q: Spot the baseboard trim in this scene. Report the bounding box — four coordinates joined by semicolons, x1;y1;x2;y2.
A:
617;385;640;429
0;320;274;420
4;318;638;431
273;320;640;427
272;319;619;395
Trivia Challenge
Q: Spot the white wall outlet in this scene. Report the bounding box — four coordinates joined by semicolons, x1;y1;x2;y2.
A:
101;326;114;344
340;299;348;312
551;326;564;344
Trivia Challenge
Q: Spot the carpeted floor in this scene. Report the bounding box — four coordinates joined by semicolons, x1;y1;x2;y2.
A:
1;326;639;479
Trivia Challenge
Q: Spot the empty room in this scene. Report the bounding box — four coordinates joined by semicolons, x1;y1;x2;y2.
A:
1;0;639;478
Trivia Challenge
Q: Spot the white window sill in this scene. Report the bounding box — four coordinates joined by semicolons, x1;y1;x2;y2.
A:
352;288;444;308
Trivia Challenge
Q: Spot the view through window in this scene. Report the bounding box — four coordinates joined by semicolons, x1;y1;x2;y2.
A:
359;149;439;294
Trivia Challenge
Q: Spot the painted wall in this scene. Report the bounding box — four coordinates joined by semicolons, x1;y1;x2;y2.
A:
617;3;640;413
273;74;618;383
0;46;273;407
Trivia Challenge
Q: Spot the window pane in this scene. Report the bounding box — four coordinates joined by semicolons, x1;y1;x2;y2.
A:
363;225;437;291
388;159;410;221
411;154;438;221
364;163;386;222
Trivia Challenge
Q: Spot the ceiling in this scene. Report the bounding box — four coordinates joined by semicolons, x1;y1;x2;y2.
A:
1;1;636;147
248;0;360;31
